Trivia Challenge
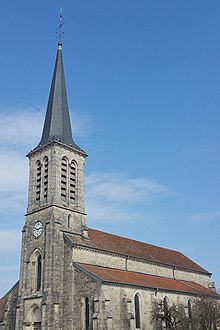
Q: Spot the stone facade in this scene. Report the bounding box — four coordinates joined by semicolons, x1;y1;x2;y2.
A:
67;264;206;330
2;285;18;330
13;140;88;330
72;246;210;288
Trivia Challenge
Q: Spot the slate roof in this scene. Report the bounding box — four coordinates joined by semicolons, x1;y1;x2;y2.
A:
66;228;210;274
76;263;218;296
35;42;84;153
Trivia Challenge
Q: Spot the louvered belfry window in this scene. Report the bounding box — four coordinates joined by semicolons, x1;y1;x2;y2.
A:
43;157;48;199
69;161;77;203
61;157;68;200
36;161;41;201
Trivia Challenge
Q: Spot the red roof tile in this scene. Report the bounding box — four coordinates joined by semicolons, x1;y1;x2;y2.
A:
77;263;218;297
66;228;209;274
180;280;217;296
0;297;7;322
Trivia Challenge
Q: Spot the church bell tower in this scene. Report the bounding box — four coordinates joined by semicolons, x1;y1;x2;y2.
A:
26;41;87;232
15;40;88;330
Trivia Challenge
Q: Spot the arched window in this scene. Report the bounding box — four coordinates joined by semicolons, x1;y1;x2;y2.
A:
36;255;42;291
29;250;43;293
29;306;42;330
69;160;77;203
68;214;72;228
43;157;48;199
61;157;68;200
85;297;89;330
36;161;41;201
134;294;141;329
188;299;192;325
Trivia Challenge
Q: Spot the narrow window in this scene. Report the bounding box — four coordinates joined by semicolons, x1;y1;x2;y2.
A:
69;161;77;203
85;297;89;330
61;157;68;200
163;296;169;329
36;255;42;291
188;300;192;325
134;294;141;329
36;161;41;201
68;214;71;228
43;157;48;199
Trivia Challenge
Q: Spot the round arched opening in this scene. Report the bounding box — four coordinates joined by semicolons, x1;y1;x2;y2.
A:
32;307;42;330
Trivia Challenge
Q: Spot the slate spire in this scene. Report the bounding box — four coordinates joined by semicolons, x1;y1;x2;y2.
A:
37;42;82;152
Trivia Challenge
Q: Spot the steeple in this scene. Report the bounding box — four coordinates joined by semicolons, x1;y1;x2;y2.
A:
36;42;83;152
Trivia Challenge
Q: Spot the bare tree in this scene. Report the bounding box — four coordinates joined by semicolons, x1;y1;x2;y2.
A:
151;295;220;330
151;297;185;330
192;295;220;330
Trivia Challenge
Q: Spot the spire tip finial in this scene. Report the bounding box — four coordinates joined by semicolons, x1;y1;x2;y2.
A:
57;8;64;47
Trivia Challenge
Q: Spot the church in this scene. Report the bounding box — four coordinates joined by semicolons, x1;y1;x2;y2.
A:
0;39;219;330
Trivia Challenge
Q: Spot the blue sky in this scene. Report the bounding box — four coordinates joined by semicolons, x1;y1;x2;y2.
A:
0;0;220;296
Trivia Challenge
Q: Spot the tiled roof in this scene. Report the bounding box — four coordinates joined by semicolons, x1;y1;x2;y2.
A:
76;263;218;296
66;228;209;274
0;297;7;322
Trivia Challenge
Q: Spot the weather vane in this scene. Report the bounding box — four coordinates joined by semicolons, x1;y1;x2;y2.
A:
57;8;64;43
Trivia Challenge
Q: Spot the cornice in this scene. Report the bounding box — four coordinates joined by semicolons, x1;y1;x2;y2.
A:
26;203;86;216
26;140;87;158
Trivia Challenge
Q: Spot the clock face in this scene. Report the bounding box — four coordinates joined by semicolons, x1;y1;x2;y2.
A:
33;221;43;238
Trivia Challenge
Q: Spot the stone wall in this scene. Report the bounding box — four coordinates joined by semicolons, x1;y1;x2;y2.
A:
72;246;210;288
174;268;210;287
73;266;101;330
72;264;197;330
73;247;125;269
100;284;195;330
2;284;19;330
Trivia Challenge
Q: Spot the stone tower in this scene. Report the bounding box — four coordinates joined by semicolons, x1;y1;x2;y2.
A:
15;41;88;330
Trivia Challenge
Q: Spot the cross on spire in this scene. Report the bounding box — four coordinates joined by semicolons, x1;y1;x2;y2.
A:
57;8;64;44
